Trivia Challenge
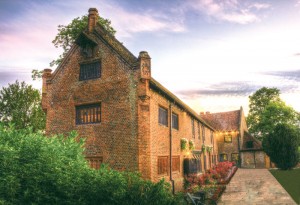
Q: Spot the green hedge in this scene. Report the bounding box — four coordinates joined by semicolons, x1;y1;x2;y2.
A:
0;124;180;205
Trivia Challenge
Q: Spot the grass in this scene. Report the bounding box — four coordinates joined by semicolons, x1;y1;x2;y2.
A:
269;168;300;204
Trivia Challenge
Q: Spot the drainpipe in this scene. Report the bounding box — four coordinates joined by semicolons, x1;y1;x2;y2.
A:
237;131;241;167
169;103;175;194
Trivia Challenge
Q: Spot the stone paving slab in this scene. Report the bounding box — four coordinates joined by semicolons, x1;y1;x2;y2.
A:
218;169;297;205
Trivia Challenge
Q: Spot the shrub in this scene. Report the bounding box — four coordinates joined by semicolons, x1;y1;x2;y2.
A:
263;124;299;170
0;124;180;205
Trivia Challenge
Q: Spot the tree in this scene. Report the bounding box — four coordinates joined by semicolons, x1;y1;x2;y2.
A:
51;14;116;67
263;124;299;170
247;87;300;140
0;81;45;132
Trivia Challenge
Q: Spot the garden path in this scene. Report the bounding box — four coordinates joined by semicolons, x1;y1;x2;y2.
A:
218;169;296;205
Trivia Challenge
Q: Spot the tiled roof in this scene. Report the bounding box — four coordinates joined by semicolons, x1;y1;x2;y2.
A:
200;110;240;131
150;78;215;130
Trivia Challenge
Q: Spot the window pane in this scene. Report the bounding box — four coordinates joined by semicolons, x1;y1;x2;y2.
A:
246;141;254;148
76;103;101;124
224;135;232;143
172;113;179;130
159;107;168;126
191;119;195;138
79;61;101;80
231;153;239;161
220;154;228;162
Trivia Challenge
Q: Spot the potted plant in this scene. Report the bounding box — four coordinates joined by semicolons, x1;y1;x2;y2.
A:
189;140;195;150
201;144;206;154
181;138;188;151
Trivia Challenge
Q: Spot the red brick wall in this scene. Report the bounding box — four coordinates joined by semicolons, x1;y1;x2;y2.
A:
43;36;140;171
148;89;216;191
216;132;239;162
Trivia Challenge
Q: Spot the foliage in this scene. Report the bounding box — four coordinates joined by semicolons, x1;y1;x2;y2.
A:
263;124;299;170
185;162;235;190
51;14;116;67
0;81;45;132
31;69;43;80
189;140;195;150
201;144;206;154
270;169;300;204
247;87;300;140
181;138;188;151
0;124;181;205
184;162;235;202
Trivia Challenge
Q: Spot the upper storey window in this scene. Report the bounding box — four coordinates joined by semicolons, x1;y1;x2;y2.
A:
159;106;168;126
76;103;101;124
172;112;179;130
79;61;101;81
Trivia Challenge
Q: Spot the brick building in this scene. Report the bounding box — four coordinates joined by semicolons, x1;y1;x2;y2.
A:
42;8;218;191
201;107;267;168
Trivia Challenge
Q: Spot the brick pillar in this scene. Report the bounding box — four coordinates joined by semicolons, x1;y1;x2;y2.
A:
137;51;152;179
88;8;99;33
41;68;52;110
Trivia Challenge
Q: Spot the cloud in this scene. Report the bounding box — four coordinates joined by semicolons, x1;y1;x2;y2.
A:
176;77;299;100
102;3;186;38
0;67;32;88
185;0;270;24
264;70;300;82
177;81;260;98
249;3;271;10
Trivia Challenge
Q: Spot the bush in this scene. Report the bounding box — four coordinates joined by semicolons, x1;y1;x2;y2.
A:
0;124;180;205
263;123;299;170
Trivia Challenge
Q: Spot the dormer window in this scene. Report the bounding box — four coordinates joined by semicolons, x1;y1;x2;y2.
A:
79;61;101;81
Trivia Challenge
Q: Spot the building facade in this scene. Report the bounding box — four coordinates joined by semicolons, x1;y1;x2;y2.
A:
42;8;218;191
201;107;267;168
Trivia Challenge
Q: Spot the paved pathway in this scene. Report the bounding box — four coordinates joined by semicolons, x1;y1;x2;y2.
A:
218;169;296;205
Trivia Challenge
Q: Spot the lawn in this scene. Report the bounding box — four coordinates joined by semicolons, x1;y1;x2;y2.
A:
269;169;300;204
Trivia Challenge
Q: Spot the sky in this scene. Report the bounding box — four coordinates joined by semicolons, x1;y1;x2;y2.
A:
0;0;300;115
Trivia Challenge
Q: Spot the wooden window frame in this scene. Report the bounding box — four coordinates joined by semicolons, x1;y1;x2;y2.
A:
172;112;179;130
76;103;101;125
191;118;195;138
202;125;205;143
219;154;228;162
231;153;239;161
224;135;232;143
157;156;169;175
158;106;168;127
79;61;101;81
86;156;103;170
172;156;180;172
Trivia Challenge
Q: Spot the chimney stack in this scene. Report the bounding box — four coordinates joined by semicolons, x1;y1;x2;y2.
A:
88;8;99;33
138;51;151;80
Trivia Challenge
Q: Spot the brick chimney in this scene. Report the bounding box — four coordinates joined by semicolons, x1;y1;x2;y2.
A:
138;51;151;80
42;68;52;110
88;8;99;33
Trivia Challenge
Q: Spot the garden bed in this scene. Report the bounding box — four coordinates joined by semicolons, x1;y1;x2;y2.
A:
185;162;238;202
